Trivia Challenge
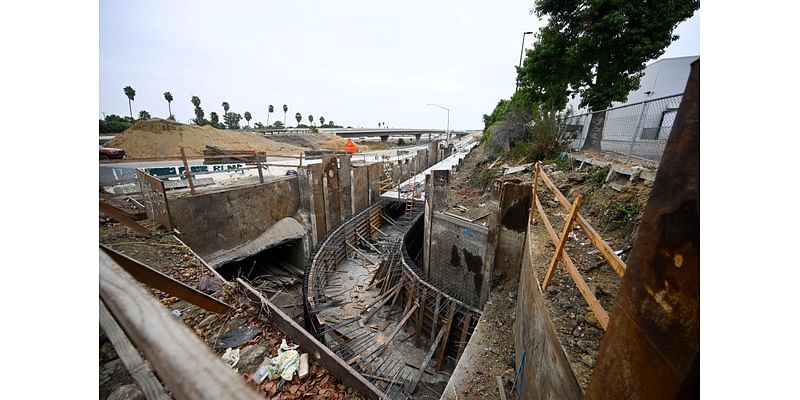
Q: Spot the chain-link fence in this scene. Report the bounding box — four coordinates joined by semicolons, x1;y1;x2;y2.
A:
564;93;683;163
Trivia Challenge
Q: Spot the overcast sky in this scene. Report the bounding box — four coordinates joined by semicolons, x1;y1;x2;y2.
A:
100;1;699;130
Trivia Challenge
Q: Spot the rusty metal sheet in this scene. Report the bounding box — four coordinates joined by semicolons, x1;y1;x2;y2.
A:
136;170;172;230
100;244;232;314
586;60;700;399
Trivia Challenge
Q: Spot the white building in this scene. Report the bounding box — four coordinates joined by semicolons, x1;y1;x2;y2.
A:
566;55;698;159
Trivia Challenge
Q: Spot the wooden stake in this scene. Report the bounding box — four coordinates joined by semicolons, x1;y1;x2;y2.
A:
180;147;196;195
541;195;582;289
435;303;457;371
407;327;445;394
456;312;472;359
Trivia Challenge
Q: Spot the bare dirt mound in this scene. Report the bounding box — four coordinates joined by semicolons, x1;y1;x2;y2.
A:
106;119;307;158
264;131;352;152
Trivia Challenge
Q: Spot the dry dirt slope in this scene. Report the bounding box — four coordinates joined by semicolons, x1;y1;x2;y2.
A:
106;119;308;158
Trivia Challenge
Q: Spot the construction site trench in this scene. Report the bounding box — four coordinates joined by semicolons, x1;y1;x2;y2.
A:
100;70;699;400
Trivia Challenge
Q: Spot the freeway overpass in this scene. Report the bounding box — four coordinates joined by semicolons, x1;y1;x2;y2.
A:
318;128;471;143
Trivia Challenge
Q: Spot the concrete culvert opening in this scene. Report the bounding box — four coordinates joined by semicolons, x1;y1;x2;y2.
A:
215;238;307;323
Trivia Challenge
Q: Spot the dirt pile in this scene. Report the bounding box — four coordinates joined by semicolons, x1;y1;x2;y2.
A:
106;119;307;158
264;131;352;151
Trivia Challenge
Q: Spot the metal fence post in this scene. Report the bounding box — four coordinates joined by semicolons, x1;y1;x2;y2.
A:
626;101;648;162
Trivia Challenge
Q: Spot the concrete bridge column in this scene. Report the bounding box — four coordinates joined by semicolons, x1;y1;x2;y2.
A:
414;134;421;144
380;135;389;143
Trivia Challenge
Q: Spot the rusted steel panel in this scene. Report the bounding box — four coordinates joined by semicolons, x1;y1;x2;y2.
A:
338;154;353;220
322;155;342;229
310;164;327;241
513;232;583;400
367;162;382;203
586;60;700;400
137;170;172;230
352;166;369;214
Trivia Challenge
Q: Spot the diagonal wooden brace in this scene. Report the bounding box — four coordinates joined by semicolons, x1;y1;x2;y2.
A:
541;195;582;290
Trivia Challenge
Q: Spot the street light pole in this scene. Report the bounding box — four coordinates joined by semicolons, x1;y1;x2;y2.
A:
516;31;534;92
427;103;450;142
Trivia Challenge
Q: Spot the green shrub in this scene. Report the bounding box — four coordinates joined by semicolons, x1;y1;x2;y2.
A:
586;165;609;186
603;202;640;228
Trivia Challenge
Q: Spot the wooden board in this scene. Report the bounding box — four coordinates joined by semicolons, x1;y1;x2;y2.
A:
541;195;582;289
100;300;171;400
100;252;262;400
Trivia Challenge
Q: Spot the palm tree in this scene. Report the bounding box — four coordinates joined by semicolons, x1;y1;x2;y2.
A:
283;104;288;125
267;105;274;126
163;92;173;118
319;116;325;126
210;112;219;125
191;96;201;108
222;102;230;115
123;86;136;119
308;115;314;125
138;110;151;120
244;111;252;128
295;112;302;126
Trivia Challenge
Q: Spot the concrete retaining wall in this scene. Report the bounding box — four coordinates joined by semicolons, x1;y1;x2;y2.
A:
168;176;300;259
427;212;488;307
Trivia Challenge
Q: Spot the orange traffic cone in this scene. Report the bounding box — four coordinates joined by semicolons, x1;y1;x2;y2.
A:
344;138;358;153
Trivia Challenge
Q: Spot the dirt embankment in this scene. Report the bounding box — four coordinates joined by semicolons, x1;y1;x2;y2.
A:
106;119;355;159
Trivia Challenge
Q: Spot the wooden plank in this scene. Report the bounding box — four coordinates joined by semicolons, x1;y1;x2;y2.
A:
100;252;262;400
535;197;609;329
363;283;402;323
180;147;195;195
539;169;626;277
237;279;386;399
496;376;509;400
456;312;472;359
376;303;418;351
100;300;171;400
434;303;457;371
100;244;232;314
100;201;151;237
541;195;582;289
407;327;446;394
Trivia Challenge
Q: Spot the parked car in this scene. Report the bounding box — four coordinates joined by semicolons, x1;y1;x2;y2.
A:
100;145;126;160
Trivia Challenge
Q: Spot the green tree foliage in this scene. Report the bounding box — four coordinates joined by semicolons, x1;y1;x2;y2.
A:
224;112;241;129
283;104;288;124
99;114;134;133
308;115;314;125
244;111;252;127
222;101;230;115
295;112;302;126
267;105;274;126
518;0;699;112
191;96;201;108
319;116;325;126
123;86;136;119
193;106;205;125
272;120;285;129
210;111;219;125
138;110;151;120
163;91;173;118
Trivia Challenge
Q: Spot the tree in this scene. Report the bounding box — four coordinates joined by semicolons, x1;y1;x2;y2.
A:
194;106;205;124
295;112;302;126
138;110;151;120
319;116;325;126
163;92;174;119
191;96;201;108
272;120;284;129
222;102;230;115
283;104;288;125
210;111;219;124
99;114;134;133
518;0;699;149
244;111;252;128
224;112;241;129
308;115;314;125
267;105;274;126
123;86;136;119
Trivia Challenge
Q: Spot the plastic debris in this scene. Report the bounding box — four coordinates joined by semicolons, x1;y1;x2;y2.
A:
251;339;301;384
171;309;181;318
221;348;240;369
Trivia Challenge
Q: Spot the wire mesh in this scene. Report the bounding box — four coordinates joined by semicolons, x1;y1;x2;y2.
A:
563;93;683;163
